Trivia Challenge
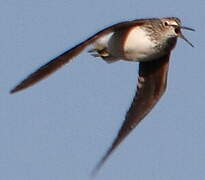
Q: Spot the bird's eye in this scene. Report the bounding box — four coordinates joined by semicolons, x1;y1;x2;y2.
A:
175;27;180;34
164;21;169;26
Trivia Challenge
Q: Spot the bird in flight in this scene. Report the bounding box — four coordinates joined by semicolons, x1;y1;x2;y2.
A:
10;17;194;174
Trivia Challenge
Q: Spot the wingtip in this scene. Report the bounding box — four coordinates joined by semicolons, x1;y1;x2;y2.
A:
90;160;105;179
90;148;114;178
90;167;99;179
10;86;23;94
10;88;17;94
90;160;103;178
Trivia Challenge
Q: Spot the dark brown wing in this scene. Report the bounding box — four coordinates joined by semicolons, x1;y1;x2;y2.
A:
10;20;145;93
92;53;170;175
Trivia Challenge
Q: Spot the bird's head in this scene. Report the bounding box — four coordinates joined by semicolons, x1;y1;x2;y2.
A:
160;17;195;47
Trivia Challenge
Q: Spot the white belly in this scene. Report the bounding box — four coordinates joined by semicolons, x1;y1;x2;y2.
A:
123;27;156;61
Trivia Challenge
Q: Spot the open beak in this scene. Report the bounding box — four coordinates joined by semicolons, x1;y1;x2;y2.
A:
179;26;195;47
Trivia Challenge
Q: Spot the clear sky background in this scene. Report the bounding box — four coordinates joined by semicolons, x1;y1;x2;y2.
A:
0;0;204;180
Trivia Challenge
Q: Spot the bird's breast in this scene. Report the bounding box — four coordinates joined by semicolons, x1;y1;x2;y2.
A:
122;27;157;61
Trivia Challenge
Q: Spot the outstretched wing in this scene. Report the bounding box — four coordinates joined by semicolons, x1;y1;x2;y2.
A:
10;20;144;93
92;53;170;175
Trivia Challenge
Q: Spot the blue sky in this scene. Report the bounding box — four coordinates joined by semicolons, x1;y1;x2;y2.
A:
0;0;204;180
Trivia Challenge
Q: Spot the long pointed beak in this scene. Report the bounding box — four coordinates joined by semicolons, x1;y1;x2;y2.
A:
179;26;195;47
180;26;195;32
179;33;194;47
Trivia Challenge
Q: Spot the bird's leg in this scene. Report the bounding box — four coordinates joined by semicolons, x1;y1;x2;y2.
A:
88;48;118;63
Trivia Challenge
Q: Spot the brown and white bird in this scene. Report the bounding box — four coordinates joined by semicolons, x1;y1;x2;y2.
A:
10;17;194;174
